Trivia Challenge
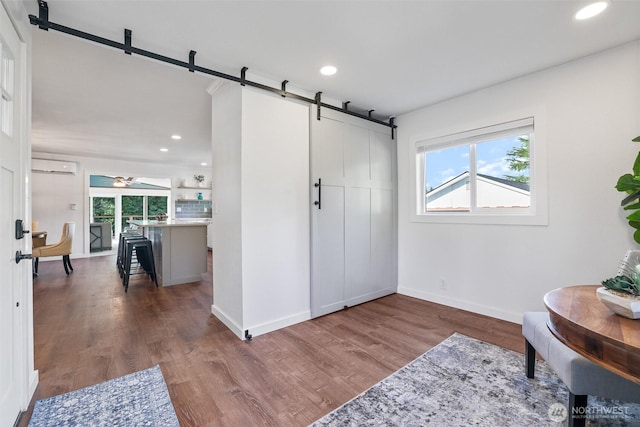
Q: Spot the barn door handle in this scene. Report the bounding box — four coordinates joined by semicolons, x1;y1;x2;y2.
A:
314;178;322;209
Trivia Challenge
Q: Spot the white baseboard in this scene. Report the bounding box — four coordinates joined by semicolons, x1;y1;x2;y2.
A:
245;310;311;339
24;369;39;411
398;285;522;324
211;305;244;340
211;305;311;340
37;253;89;261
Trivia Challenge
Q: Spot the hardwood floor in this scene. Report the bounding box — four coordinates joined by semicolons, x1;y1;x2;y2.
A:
19;253;523;426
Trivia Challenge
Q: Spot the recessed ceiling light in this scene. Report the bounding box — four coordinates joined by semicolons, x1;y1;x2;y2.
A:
160;148;169;152
320;65;337;76
201;162;208;166
575;1;608;20
171;134;182;140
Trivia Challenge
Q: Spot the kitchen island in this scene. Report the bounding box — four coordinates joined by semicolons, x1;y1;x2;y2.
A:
130;220;208;286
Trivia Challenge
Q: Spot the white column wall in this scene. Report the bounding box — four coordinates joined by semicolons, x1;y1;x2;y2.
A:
240;88;310;335
396;41;640;323
211;83;244;336
211;85;310;339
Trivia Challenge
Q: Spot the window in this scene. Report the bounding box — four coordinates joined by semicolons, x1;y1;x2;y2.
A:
1;50;14;137
147;196;168;218
92;196;116;236
414;117;546;225
89;175;172;237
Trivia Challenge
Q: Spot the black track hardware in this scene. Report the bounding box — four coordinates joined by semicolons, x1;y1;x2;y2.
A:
28;0;397;137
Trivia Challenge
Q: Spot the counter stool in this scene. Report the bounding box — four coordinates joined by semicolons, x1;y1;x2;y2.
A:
117;232;144;276
122;238;158;292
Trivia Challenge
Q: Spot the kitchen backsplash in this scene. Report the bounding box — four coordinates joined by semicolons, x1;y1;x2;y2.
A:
175;200;212;219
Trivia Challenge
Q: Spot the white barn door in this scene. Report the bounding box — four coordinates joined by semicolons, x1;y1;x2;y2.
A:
0;2;27;426
310;108;396;318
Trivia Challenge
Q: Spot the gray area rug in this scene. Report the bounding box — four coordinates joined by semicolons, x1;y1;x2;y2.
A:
311;333;640;426
28;365;179;427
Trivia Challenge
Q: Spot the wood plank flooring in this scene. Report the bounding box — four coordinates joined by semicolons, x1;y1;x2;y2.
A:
18;253;523;426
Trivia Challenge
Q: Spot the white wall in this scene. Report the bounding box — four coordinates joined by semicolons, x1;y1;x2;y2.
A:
397;41;640;323
211;85;310;339
31;152;211;257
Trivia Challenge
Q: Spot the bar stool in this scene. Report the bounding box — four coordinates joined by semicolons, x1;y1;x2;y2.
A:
122;238;158;292
117;232;144;276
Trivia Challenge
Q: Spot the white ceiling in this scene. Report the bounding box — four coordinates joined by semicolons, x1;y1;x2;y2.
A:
29;0;640;167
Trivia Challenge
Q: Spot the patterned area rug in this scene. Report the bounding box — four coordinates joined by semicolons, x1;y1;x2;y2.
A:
311;333;640;426
28;365;179;427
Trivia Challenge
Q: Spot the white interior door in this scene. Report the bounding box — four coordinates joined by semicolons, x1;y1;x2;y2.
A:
0;4;26;425
311;109;396;318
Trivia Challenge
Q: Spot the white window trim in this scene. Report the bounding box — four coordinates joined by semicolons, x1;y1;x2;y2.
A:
410;109;548;226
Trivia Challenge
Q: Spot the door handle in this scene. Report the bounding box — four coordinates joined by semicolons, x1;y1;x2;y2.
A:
314;178;322;209
15;250;33;264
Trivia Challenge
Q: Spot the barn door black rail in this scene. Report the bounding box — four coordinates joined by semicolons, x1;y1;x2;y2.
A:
28;0;398;137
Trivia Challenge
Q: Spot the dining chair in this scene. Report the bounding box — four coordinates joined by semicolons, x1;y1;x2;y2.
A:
33;222;75;275
31;220;47;249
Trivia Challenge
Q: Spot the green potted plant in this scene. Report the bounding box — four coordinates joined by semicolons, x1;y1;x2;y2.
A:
194;174;205;187
599;253;640;318
615;136;640;243
598;136;640;318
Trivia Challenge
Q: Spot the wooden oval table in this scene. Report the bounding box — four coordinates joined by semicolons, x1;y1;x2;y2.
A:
544;285;640;384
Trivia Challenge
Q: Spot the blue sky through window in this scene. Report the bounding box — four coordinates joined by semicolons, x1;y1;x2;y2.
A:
425;135;528;191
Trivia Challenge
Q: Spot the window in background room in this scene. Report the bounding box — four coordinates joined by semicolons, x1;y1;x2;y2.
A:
91;196;116;235
89;176;172;235
121;195;144;231
147;196;168;219
417;117;534;217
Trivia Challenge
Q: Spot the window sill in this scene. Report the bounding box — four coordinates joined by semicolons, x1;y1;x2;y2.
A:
411;211;548;226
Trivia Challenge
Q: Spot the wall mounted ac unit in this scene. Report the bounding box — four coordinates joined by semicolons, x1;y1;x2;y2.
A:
31;159;77;175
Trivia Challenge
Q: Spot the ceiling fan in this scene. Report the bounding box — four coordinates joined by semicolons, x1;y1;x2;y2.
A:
113;176;135;187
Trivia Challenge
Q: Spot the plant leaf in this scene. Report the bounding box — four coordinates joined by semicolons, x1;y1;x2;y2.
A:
633;152;640;176
616;174;640;193
620;190;640;206
634;228;640;245
601;275;640;296
623;202;640;210
621;190;640;206
633;136;640;142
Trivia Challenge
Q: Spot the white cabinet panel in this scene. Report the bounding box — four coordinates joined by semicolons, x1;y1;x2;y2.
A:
314;117;345;183
345;187;371;300
312;185;345;314
346;125;370;184
371;188;394;293
371;129;393;184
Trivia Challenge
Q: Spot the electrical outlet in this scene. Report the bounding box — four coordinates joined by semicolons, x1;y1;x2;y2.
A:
204;207;208;212
440;278;447;290
176;207;182;212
